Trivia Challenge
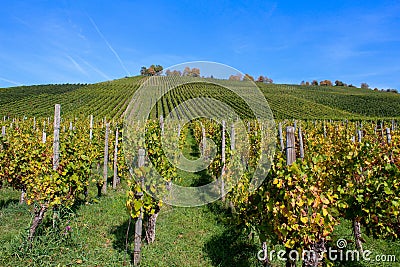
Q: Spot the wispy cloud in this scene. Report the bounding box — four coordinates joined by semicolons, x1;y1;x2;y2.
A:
75;55;111;80
88;16;131;76
66;55;88;76
0;76;22;86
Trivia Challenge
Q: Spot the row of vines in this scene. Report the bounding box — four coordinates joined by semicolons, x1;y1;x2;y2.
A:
1;104;399;266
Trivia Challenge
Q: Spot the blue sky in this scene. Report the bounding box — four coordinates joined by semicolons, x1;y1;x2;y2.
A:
0;0;399;89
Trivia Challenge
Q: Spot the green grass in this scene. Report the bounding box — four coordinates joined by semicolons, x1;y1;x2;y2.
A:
1;186;399;266
0;187;263;266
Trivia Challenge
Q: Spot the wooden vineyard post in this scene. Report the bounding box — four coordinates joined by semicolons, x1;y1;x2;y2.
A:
90;115;93;140
53;104;61;171
285;126;296;267
323;121;327;138
52;104;61;225
33;117;36;131
134;149;145;266
298;126;304;160
278;122;284;152
177;124;181;139
113;128;119;189
350;130;364;253
221;120;226;201
102;123;110;195
202;125;206;157
386;128;391;145
286;126;296;166
1;126;5;137
42;125;47;144
159;115;164;135
230;123;235;151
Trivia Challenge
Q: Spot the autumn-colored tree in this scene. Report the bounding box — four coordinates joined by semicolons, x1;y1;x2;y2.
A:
147;66;156;76
305;81;310;86
311;80;318;86
182;67;200;77
182;67;191;76
229;74;242;81
173;70;182;76
140;65;163;76
257;76;265;82
320;80;333;86
165;69;182;76
191;68;200;77
264;77;273;84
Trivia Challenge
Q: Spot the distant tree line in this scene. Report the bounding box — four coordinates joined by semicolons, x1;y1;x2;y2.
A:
300;79;362;88
140;66;273;83
299;80;398;93
228;73;273;83
138;66;397;93
164;67;201;77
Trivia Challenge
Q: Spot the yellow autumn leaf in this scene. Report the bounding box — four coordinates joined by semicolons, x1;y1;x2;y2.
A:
284;239;296;248
322;208;328;217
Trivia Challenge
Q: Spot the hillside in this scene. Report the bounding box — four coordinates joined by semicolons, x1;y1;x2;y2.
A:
0;76;399;120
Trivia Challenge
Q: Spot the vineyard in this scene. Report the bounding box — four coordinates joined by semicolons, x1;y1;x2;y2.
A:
1;76;400;120
0;77;399;266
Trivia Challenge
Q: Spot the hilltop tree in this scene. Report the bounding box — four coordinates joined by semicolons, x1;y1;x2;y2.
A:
320;80;333;86
165;69;182;76
264;77;273;84
255;75;273;84
229;74;242;81
361;83;369;89
311;80;318;86
140;66;147;76
191;68;200;77
335;80;345;86
140;65;163;76
182;67;200;77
